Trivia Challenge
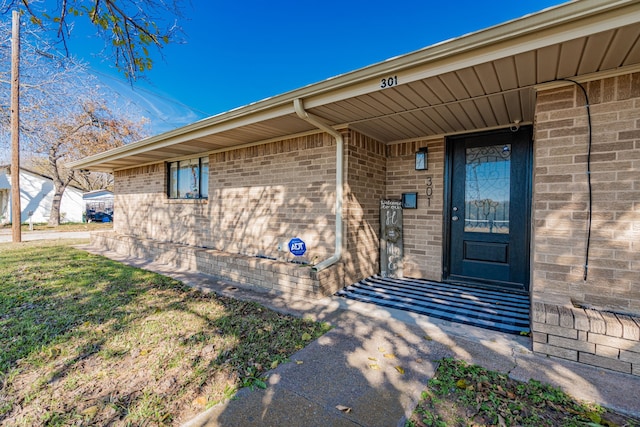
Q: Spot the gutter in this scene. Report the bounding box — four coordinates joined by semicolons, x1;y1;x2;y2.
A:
293;98;343;273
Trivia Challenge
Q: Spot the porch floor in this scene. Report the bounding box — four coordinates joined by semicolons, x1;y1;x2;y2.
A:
336;275;530;335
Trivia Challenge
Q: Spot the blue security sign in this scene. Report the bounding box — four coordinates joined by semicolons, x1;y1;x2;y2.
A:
288;237;307;256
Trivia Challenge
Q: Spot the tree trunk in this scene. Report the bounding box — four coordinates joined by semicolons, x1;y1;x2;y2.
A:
47;143;73;227
47;185;64;227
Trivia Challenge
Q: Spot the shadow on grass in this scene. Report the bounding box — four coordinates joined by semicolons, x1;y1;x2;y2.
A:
0;242;329;425
0;244;179;375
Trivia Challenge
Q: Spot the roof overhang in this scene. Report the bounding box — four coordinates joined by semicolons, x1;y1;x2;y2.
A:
69;0;640;172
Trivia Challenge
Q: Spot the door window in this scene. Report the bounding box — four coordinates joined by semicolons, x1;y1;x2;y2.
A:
464;144;511;234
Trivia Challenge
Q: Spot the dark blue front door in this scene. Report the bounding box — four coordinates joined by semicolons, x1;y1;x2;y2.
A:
445;127;532;293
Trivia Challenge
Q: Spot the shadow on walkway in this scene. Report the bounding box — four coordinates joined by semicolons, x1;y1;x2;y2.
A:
78;245;640;427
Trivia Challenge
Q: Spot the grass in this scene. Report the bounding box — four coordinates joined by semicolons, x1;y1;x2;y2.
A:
0;241;331;426
3;240;638;427
406;358;639;427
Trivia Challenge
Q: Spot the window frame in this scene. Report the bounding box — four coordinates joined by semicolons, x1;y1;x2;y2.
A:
167;156;209;200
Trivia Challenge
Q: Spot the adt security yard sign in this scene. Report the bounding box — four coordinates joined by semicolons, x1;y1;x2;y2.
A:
288;238;306;256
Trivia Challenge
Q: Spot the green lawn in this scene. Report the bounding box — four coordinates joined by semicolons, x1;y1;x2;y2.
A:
0;241;330;426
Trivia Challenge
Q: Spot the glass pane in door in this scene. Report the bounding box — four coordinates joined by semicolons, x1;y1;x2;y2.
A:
464;144;511;234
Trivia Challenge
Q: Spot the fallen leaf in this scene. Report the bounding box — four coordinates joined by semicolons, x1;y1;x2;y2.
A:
301;332;312;341
368;357;378;361
193;396;207;407
139;349;150;357
384;353;396;359
369;364;380;370
423;335;433;341
378;347;386;353
270;360;279;369
456;379;467;389
81;405;99;418
336;405;352;413
415;358;423;363
395;366;405;374
295;360;304;365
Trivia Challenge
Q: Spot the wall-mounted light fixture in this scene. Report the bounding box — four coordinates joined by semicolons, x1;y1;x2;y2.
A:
415;147;428;170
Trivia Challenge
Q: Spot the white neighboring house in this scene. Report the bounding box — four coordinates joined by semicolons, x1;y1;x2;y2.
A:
0;165;85;224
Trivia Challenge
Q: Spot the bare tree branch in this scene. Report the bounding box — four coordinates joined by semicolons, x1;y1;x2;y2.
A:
2;0;185;81
0;18;149;224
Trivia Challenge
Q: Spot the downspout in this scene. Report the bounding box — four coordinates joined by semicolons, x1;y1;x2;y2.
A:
293;98;343;273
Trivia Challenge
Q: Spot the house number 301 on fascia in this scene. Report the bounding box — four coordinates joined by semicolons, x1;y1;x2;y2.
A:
380;75;398;89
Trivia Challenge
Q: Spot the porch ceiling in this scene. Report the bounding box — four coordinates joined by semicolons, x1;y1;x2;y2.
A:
69;0;640;172
307;21;640;142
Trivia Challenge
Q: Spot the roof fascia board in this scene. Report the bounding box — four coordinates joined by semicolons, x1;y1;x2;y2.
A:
68;103;296;169
103;129;328;173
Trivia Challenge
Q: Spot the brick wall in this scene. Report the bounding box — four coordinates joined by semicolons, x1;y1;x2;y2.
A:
114;164;222;248
208;133;337;263
114;134;338;262
91;231;338;298
108;132;345;296
531;73;640;373
533;74;640;315
110;132;448;292
532;302;640;376
386;139;444;281
344;131;387;284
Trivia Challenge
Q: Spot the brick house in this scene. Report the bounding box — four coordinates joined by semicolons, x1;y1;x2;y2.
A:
70;0;640;375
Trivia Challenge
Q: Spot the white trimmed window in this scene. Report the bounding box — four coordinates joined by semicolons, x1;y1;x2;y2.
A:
168;156;209;199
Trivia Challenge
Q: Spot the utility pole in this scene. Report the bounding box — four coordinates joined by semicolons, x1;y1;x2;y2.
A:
11;10;21;243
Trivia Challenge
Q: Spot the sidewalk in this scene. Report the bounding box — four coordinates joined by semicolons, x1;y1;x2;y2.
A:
0;228;90;243
79;245;640;427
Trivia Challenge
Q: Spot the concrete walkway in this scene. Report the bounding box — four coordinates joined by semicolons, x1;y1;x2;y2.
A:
78;245;640;427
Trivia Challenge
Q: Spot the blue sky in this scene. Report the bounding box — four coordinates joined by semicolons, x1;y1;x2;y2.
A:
70;0;566;134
